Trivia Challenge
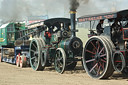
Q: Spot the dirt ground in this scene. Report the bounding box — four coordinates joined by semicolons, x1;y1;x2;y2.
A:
0;62;128;85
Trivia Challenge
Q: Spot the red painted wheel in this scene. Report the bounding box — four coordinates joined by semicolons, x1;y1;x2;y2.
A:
16;54;20;67
20;55;27;68
82;36;114;79
112;51;125;72
20;56;23;68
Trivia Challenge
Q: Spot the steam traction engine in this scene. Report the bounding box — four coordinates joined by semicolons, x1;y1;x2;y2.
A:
29;17;83;73
0;11;83;73
78;9;128;79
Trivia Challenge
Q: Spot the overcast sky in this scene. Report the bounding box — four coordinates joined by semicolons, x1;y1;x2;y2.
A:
0;0;127;23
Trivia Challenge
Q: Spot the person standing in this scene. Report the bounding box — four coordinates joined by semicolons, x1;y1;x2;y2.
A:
96;20;104;35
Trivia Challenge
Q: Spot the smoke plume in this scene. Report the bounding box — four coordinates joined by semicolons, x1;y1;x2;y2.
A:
70;0;79;11
69;0;89;11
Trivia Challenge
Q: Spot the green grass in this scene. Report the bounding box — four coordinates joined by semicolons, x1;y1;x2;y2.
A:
76;28;89;46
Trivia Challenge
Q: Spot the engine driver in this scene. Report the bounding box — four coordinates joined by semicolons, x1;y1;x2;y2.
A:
111;19;122;49
96;19;104;35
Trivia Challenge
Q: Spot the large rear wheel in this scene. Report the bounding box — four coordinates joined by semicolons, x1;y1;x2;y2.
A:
29;38;44;71
82;36;113;79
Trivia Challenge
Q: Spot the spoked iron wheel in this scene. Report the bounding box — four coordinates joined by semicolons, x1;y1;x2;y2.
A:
112;51;125;72
29;39;44;71
82;36;113;79
55;48;66;74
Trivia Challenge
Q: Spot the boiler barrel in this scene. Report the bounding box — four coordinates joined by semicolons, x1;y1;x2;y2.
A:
58;37;83;55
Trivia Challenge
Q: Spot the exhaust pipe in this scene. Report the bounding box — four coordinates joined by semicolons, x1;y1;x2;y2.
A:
70;10;77;37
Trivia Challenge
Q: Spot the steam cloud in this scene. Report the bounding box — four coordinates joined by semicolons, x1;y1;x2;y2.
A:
70;0;79;11
0;0;32;23
0;0;68;24
77;0;128;16
0;0;127;24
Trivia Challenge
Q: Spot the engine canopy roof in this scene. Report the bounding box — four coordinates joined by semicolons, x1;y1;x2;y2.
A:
44;18;70;26
77;9;128;22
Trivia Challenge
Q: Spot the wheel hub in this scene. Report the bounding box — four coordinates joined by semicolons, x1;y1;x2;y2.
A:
34;52;38;57
95;53;101;62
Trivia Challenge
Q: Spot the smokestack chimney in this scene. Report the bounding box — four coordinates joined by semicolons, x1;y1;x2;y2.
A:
70;9;76;37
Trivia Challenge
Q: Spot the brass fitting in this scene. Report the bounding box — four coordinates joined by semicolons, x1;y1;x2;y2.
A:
70;11;76;14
